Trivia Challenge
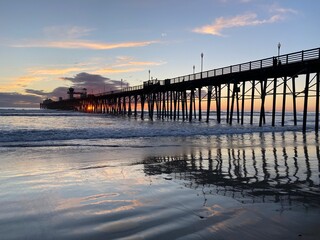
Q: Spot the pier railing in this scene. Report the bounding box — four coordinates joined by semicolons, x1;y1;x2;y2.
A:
170;47;320;84
96;84;144;97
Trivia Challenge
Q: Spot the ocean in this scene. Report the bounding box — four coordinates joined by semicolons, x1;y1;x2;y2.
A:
0;108;319;240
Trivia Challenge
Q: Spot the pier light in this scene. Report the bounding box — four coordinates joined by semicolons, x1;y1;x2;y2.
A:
201;53;204;73
193;65;195;74
87;105;93;112
278;42;281;57
201;53;204;79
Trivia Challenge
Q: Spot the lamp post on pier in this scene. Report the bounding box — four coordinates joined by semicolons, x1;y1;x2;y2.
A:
278;42;281;58
201;53;204;77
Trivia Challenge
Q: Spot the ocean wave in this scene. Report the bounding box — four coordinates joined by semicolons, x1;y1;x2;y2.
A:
0;124;306;148
0;109;315;148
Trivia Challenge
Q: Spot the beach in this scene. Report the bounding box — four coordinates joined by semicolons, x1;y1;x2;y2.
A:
0;108;319;239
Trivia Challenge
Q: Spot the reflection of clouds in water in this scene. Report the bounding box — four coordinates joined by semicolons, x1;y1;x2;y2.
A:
140;132;320;207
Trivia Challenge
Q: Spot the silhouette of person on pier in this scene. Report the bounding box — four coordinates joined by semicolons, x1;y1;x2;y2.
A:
273;57;282;67
273;57;277;67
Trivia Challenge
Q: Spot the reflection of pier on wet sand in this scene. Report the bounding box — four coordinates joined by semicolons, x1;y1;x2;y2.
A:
139;132;320;206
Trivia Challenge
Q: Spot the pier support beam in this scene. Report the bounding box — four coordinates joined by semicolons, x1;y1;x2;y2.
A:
303;73;310;132
227;83;230;123
236;85;240;124
206;86;212;123
259;78;267;127
292;76;297;126
134;95;138;117
177;92;180;120
173;91;177;121
128;96;132;116
281;76;287;126
189;89;194;122
123;96;127;115
215;85;221;123
156;93;160;119
170;91;173;120
241;82;245;125
250;80;255;125
162;92;166;120
141;94;145;120
148;94;153;121
316;73;320;131
198;87;202;121
229;83;237;125
182;91;186;121
272;77;277;127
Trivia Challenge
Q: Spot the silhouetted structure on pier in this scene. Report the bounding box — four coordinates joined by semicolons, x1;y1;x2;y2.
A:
41;47;320;131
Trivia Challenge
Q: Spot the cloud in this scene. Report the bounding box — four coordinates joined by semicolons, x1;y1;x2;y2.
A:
96;68;144;74
11;40;158;50
0;66;87;94
25;89;48;96
27;67;86;75
61;72;126;94
15;76;42;86
193;13;282;36
114;60;165;68
9;24;159;50
16;72;126;102
0;92;43;108
0;76;43;92
271;6;298;15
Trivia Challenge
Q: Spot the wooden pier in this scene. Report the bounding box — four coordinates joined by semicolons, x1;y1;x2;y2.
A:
41;47;320;131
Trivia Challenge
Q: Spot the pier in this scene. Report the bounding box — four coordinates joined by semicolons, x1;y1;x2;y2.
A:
41;47;320;131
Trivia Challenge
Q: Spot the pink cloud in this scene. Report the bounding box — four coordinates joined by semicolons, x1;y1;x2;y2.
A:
193;12;288;36
11;40;158;50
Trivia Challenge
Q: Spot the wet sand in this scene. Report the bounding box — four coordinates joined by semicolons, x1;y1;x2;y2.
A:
0;132;319;239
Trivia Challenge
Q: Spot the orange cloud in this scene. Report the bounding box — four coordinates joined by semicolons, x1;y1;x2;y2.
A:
0;76;42;92
193;13;283;36
96;68;144;74
28;67;86;75
114;61;165;68
0;66;82;93
11;40;158;50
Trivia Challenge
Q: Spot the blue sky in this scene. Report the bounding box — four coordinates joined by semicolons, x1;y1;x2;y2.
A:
0;0;319;107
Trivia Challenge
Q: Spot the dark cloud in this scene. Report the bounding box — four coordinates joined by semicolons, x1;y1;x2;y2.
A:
25;88;69;101
0;73;127;107
0;92;43;108
61;72;126;95
25;89;48;96
25;88;70;101
50;87;70;99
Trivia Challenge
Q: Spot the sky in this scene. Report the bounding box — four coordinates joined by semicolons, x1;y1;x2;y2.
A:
0;0;319;107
